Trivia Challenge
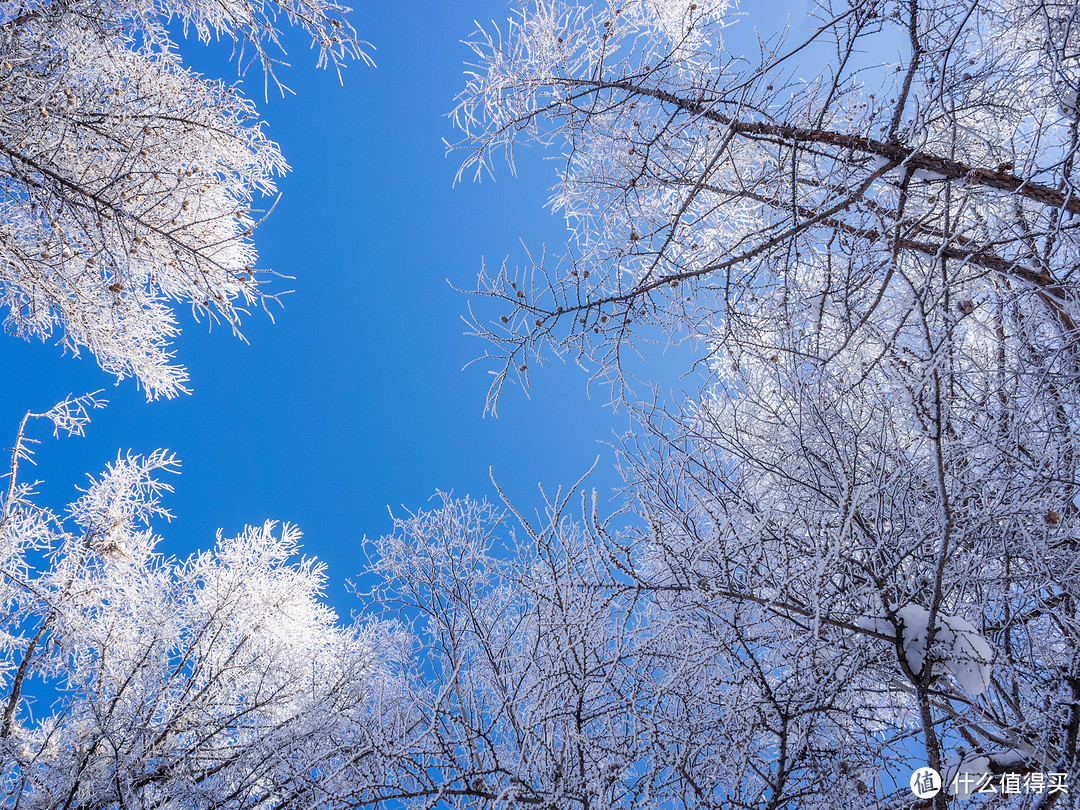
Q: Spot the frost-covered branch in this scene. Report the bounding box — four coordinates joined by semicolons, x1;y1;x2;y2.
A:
0;0;367;396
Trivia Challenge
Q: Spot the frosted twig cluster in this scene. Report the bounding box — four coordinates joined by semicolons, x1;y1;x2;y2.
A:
0;0;366;396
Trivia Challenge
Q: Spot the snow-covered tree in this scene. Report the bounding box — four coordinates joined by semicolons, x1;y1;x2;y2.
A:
438;0;1080;807
457;0;1078;408
0;0;365;397
369;488;758;810
0;397;410;810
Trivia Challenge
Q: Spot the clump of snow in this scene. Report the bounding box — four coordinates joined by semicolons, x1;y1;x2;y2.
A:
897;605;993;695
855;613;892;636
911;168;948;182
940;749;1034;798
988;749;1030;769
943;755;991;798
857;604;994;694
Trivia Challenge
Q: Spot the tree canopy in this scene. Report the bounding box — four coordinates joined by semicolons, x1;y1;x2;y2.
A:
431;0;1080;807
4;0;1080;808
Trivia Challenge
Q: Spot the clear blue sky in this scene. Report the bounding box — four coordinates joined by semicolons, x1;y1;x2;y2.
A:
0;1;821;611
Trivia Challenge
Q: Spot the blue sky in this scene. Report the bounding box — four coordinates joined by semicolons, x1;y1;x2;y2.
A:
0;0;638;610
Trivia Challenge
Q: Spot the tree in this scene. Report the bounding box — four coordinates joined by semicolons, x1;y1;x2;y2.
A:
0;0;428;804
399;0;1080;807
0;0;365;397
370;487;799;810
0;397;412;810
455;0;1078;408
